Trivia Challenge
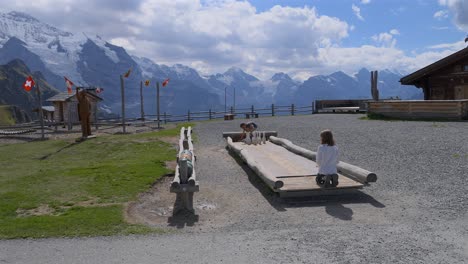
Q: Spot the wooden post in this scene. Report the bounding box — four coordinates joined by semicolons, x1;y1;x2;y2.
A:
230;106;234;114
67;105;72;130
251;105;254;114
140;80;145;121
209;109;212;120
272;104;275;116
164;112;167;124
94;105;98;130
188;110;191;121
291;104;295;116
156;81;160;129
36;82;45;140
120;75;126;133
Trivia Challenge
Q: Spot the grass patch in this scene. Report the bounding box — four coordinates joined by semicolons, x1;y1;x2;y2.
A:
0;105;15;126
0;124;190;239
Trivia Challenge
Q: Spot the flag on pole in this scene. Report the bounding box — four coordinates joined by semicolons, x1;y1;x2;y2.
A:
23;76;35;92
124;68;132;78
96;87;104;94
162;78;170;87
64;76;74;94
144;80;150;86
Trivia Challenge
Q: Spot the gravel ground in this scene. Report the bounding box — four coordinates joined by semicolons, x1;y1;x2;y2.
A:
1;114;467;264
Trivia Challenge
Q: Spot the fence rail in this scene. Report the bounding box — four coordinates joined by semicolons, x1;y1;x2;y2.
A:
1;103;318;130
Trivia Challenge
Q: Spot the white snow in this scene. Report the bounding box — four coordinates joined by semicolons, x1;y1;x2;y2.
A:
0;11;121;86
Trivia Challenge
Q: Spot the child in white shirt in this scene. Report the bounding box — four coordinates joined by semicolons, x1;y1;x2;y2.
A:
316;129;339;187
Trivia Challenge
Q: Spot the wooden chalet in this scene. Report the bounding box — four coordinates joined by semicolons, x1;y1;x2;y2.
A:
367;48;468;120
400;47;468;100
46;88;102;126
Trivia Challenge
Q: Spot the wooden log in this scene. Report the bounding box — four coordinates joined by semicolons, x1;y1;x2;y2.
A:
171;165;181;189
269;136;316;160
269;136;377;184
227;137;284;189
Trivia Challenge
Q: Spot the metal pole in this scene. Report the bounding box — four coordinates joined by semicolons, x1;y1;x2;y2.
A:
157;81;160;129
224;87;227;113
140;80;145;121
120;75;126;133
36;82;45;140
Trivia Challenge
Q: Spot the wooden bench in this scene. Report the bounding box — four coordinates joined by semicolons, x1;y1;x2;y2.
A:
224;114;234;120
245;112;258;118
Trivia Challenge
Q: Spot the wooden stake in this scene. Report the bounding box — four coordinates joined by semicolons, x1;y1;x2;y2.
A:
120;75;126;133
140;80;145;121
157;81;160;129
36;82;45;140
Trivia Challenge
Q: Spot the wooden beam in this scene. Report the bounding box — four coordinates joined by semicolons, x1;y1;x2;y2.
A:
269;136;377;184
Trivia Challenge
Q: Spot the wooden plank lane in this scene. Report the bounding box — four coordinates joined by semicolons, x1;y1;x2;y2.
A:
226;138;364;196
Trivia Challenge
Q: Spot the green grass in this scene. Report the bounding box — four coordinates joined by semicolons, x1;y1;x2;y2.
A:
0;123;193;239
0;105;15;126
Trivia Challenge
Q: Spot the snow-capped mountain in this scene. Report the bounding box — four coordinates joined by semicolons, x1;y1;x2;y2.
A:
0;11;422;116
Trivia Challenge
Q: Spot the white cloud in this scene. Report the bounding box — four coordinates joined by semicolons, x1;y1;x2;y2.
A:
433;10;449;20
439;0;468;30
0;0;464;81
372;32;397;48
361;0;371;4
352;4;364;21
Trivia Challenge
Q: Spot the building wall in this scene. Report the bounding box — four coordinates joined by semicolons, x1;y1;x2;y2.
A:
51;95;100;123
424;57;468;100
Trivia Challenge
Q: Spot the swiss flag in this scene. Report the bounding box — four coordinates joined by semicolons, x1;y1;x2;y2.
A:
64;76;74;94
23;76;35;92
162;78;170;87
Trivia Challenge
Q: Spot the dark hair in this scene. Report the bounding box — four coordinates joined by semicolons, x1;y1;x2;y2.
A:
320;129;335;146
240;123;246;128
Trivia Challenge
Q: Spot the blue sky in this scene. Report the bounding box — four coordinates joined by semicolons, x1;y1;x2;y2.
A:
0;0;467;80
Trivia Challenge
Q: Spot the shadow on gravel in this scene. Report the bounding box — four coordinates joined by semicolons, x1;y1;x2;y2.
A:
282;192;385;221
167;210;199;229
227;147;385;219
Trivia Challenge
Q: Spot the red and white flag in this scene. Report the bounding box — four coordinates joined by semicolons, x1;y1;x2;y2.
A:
23;76;35;92
162;78;170;87
64;76;74;94
96;87;104;94
123;68;132;78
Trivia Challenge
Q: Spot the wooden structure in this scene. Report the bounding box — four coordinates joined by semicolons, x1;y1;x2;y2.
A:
371;70;380;100
224;114;234;120
32;106;55;123
245;112;258;118
171;126;199;212
315;99;369;113
400;47;468;100
368;100;468;120
46;88;102;127
224;132;377;197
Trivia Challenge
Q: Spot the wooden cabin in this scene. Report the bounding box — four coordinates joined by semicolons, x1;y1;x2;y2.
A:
400;47;468;100
366;48;468;120
46;88;102;125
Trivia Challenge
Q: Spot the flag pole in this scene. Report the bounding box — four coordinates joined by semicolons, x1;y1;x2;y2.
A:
140;80;145;121
36;82;45;140
120;74;126;133
157;81;160;129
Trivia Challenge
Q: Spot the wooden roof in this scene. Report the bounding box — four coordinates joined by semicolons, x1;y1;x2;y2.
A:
46;90;102;102
400;47;468;85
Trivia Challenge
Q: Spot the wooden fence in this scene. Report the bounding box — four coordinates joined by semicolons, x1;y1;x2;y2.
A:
368;100;468;120
143;103;316;123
